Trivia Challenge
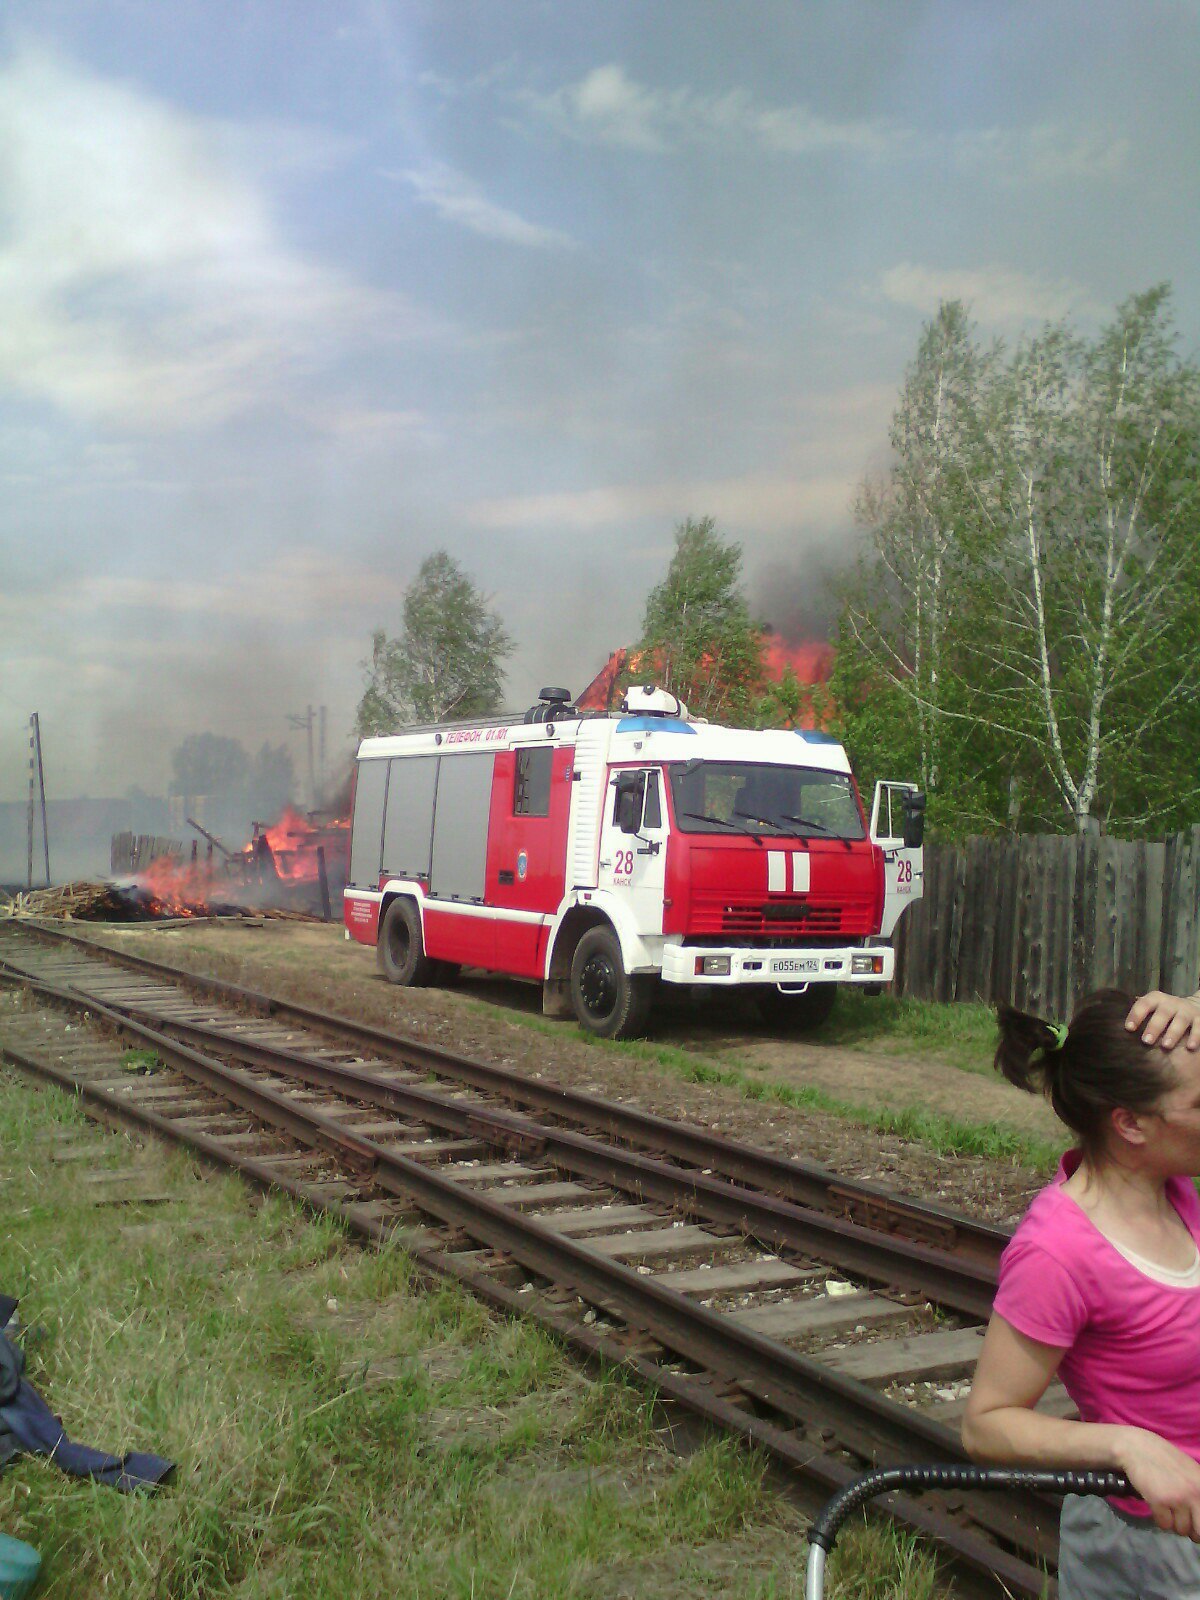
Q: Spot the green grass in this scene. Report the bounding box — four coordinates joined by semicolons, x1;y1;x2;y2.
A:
120;1047;165;1074
0;1066;960;1598
820;989;1000;1076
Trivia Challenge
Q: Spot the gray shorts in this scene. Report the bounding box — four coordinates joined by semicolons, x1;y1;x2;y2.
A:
1060;1494;1200;1598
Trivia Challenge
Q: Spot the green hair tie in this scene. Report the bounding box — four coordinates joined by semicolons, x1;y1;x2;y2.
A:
1046;1022;1069;1052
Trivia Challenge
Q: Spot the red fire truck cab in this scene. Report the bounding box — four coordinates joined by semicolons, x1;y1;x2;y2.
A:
344;686;925;1039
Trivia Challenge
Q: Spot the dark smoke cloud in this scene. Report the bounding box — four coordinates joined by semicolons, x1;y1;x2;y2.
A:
750;527;863;644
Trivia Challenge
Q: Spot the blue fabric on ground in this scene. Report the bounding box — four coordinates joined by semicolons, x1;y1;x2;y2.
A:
0;1307;173;1493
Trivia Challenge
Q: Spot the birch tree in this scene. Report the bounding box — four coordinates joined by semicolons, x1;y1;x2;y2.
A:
834;286;1200;837
635;516;765;721
840;303;994;800
356;551;512;734
969;288;1200;832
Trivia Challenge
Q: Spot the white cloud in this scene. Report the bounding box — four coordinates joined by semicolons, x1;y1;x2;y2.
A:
394;164;574;249
465;470;853;536
955;123;1131;185
0;548;411;629
879;263;1106;326
518;64;897;157
0;45;431;430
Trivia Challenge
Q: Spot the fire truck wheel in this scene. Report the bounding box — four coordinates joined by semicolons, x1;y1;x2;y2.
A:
376;897;434;987
755;983;837;1032
570;926;652;1040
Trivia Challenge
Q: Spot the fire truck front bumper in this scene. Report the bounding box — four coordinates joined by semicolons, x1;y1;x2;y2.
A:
659;943;895;988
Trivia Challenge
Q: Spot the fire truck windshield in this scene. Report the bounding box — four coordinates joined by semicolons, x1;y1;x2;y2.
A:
667;762;865;840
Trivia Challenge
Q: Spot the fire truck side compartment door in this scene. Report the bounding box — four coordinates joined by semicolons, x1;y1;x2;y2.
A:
870;780;924;938
430;753;495;902
382;755;438;881
349;758;389;887
566;721;611;890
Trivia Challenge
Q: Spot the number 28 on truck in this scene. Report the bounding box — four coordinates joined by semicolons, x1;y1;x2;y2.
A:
343;686;925;1039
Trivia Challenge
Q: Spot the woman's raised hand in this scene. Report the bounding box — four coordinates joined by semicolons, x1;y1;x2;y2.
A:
1127;991;1200;1051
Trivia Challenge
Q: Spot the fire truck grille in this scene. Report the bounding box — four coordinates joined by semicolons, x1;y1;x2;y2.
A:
689;896;876;939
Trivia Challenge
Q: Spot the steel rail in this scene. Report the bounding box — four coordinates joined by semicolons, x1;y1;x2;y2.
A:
119;1003;999;1319
0;958;1054;1585
0;1032;1041;1600
3;920;1009;1269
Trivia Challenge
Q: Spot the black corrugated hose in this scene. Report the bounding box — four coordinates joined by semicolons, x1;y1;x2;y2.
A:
805;1464;1132;1600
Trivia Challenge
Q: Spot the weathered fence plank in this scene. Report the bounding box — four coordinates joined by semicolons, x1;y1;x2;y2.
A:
895;827;1200;1008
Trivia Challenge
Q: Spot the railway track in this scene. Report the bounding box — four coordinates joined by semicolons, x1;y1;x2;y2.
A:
0;921;1063;1596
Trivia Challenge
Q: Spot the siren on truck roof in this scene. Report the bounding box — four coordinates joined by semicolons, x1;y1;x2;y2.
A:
620;685;690;720
524;687;574;724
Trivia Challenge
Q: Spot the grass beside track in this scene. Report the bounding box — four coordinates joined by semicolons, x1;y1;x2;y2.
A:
0;1046;949;1599
819;991;1000;1076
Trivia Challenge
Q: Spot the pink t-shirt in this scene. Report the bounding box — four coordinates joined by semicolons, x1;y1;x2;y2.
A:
993;1151;1200;1515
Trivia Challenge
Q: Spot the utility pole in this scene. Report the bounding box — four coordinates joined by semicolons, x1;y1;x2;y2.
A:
286;706;317;811
26;722;33;890
318;704;327;800
26;713;50;888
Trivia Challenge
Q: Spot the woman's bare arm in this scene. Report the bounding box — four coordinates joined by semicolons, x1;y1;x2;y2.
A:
963;1317;1127;1468
964;1315;1200;1539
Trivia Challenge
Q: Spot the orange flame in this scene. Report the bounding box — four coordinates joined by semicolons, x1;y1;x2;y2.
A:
132;854;213;917
576;636;834;713
129;803;349;916
761;636;833;685
254;804;347;884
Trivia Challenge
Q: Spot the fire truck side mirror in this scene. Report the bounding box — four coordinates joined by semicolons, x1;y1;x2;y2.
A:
617;788;642;834
613;772;646;835
901;791;927;849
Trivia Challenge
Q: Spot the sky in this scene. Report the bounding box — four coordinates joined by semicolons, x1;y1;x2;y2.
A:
1;0;1198;801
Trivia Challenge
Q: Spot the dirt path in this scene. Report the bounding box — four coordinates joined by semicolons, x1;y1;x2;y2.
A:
85;920;1064;1225
696;1031;1059;1137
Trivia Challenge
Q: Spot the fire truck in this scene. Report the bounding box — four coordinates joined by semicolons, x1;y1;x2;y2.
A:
344;686;925;1039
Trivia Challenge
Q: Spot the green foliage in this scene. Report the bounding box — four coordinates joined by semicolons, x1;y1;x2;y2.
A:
753;665;838;733
836;287;1200;839
634;515;765;722
357;551;513;735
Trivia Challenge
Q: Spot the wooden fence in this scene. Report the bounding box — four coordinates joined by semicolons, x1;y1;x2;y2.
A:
894;827;1200;1015
110;832;183;876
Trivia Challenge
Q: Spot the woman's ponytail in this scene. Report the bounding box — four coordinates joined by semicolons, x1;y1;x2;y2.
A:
994;990;1176;1160
995;1004;1068;1095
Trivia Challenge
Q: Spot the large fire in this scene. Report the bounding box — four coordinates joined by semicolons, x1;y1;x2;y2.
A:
128;806;349;919
576;634;833;720
761;635;833;686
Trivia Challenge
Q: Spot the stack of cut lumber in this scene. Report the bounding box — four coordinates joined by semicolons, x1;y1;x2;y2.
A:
0;884;323;924
0;882;147;921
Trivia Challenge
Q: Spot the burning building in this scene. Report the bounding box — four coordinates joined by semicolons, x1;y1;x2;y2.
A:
108;805;350;920
576;632;834;724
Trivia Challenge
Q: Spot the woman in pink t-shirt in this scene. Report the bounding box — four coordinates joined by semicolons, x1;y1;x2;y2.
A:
964;988;1200;1598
